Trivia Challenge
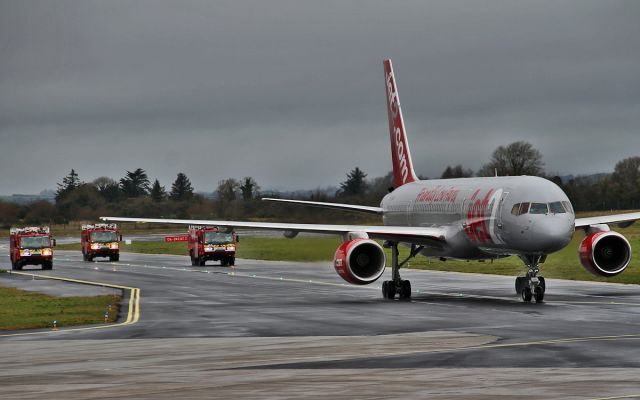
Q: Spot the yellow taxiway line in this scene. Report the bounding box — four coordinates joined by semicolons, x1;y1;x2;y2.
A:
0;271;140;338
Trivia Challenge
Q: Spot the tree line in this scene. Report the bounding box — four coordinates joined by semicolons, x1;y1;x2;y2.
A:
1;141;638;228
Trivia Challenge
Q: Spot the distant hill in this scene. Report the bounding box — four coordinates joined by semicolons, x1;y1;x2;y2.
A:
0;190;55;204
559;173;611;185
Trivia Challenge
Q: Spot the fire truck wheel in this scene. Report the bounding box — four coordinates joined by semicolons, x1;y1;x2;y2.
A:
221;258;228;267
11;261;19;271
229;257;235;266
42;262;53;270
82;252;88;261
198;257;205;266
109;255;119;262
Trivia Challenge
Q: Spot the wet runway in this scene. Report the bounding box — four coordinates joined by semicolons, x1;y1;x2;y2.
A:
2;250;640;398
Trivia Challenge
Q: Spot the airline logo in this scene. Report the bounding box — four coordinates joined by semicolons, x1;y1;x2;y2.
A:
416;186;459;203
386;71;409;185
464;188;505;245
384;59;415;188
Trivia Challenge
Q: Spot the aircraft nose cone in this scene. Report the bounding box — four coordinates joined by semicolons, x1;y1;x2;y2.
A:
531;217;573;253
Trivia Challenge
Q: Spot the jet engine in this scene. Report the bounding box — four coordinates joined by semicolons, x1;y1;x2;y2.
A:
334;239;386;285
579;231;632;277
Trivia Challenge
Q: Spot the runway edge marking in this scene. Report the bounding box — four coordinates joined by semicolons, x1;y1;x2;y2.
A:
0;271;140;338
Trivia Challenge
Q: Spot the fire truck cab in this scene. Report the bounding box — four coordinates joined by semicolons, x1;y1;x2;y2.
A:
9;226;55;270
188;225;238;266
81;223;121;262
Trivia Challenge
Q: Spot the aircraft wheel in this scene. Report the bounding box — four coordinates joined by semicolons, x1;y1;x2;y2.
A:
382;281;396;300
399;280;412;300
534;286;545;303
538;276;546;293
515;276;526;295
522;286;533;302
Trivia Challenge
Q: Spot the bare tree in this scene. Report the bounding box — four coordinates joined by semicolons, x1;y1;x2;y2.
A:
478;141;544;177
216;178;240;202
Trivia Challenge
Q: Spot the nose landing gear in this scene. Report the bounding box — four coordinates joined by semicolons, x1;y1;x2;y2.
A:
381;242;423;301
516;255;546;303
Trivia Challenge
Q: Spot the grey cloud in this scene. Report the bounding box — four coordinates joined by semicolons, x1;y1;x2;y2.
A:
1;0;639;194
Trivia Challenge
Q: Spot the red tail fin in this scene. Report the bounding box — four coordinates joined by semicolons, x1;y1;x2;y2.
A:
384;59;418;188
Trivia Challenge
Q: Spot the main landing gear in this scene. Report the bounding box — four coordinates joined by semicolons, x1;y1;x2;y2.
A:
381;242;423;301
515;255;546;303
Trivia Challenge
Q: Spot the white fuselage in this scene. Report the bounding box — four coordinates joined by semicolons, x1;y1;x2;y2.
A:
381;176;575;259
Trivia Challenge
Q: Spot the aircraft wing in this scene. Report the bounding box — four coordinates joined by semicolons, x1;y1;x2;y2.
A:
100;216;446;247
261;198;383;214
575;212;640;229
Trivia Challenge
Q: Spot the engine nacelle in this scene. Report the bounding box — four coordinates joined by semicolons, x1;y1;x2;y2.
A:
334;239;386;285
579;231;632;277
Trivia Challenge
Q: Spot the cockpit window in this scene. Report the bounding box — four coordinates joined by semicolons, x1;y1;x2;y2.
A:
529;203;548;214
511;201;570;216
511;202;530;216
549;201;566;214
562;201;574;214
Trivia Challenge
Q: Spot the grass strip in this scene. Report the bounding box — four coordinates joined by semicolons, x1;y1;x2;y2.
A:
0;286;121;331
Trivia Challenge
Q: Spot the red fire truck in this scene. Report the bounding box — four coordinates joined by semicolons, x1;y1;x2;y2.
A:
81;223;122;262
9;226;55;270
188;225;238;266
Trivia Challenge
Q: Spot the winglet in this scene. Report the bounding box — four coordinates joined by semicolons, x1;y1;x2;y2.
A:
384;59;418;188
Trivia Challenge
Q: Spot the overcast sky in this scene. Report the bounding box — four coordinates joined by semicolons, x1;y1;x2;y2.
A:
1;0;639;195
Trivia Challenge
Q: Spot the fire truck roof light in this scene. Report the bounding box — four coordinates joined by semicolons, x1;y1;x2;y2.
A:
10;226;50;235
188;225;219;231
82;223;118;230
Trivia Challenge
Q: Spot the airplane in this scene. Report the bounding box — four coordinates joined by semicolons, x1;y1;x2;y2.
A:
102;59;640;303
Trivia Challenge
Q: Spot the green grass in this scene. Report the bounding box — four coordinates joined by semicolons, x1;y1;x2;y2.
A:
0;286;121;331
57;236;343;261
58;224;640;284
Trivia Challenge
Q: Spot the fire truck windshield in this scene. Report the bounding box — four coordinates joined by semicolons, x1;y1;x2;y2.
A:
91;231;118;242
204;232;234;245
20;236;50;249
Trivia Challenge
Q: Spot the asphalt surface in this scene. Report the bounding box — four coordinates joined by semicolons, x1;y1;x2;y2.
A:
2;249;640;398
